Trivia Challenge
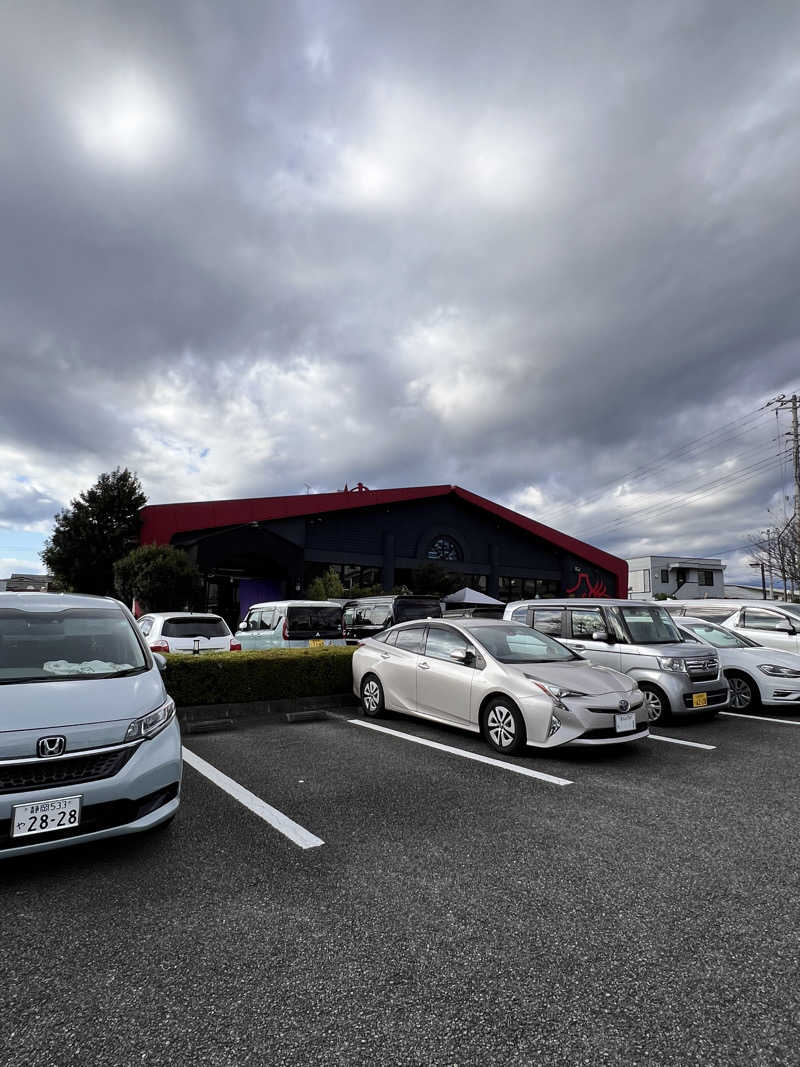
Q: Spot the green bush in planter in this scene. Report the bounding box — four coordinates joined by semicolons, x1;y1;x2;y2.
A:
163;646;357;708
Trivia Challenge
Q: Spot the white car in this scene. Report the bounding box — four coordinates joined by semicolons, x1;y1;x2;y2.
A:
675;616;800;711
352;618;648;755
137;612;241;654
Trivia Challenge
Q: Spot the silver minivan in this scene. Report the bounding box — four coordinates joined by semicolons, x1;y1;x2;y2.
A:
236;600;345;650
0;592;182;858
503;598;729;723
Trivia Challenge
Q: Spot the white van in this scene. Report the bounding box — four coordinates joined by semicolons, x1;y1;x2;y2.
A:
235;600;345;651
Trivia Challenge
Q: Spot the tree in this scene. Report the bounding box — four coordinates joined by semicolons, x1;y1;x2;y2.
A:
41;468;147;596
113;544;202;613
306;566;345;600
411;562;459;597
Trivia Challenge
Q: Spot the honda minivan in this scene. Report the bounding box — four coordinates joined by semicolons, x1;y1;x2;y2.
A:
0;592;181;858
342;595;442;644
503;598;729;723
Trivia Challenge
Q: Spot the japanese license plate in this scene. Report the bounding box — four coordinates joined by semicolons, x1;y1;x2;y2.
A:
692;692;708;708
11;795;82;838
615;711;636;733
308;639;324;648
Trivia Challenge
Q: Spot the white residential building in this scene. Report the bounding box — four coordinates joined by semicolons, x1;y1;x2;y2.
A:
626;555;725;600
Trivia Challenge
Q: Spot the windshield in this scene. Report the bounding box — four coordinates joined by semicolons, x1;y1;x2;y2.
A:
682;622;757;648
162;617;230;638
616;605;683;645
0;606;147;683
470;624;578;664
395;599;442;622
778;603;800;619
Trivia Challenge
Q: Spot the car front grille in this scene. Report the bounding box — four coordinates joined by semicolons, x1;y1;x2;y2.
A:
0;782;179;851
0;746;139;795
685;657;719;681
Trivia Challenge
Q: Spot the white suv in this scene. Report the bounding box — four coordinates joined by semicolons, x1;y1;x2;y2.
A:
137;612;241;654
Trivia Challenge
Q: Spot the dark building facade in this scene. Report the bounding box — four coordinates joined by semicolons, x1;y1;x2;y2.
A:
139;484;627;623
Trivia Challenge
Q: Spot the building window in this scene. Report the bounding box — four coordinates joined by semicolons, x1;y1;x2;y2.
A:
660;569;669;584
427;535;462;561
698;570;714;586
675;569;687;585
629;570;651;593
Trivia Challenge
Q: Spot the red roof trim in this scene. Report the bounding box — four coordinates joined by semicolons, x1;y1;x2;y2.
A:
140;484;627;596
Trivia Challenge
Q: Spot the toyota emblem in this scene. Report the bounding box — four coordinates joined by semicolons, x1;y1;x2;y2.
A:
618;699;630;712
37;736;66;758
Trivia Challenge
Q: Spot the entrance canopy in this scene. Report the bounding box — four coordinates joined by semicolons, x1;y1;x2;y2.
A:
443;587;504;607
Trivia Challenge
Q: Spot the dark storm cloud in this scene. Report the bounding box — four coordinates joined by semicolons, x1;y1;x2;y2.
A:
2;0;800;581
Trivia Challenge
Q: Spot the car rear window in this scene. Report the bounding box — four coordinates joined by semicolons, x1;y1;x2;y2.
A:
0;606;147;683
162;617;230;638
394;599;442;622
286;606;343;632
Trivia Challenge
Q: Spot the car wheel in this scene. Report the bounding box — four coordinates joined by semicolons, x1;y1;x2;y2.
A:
482;698;527;755
725;670;761;712
639;683;671;724
360;675;385;718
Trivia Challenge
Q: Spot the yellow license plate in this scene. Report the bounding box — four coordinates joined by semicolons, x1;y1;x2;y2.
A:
692;692;708;708
309;639;324;648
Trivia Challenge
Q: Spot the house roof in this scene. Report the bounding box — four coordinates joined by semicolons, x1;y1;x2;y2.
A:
140;484;627;593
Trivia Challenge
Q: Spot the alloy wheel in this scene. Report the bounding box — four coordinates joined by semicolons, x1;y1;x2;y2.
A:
486;703;516;748
643;689;664;723
729;676;753;710
362;679;381;714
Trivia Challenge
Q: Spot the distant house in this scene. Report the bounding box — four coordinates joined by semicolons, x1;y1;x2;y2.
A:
626;555;725;600
2;573;53;592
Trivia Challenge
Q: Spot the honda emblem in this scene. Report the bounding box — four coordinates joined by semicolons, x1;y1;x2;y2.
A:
37;736;66;758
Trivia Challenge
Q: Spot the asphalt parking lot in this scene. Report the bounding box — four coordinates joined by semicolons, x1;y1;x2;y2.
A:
2;707;799;1066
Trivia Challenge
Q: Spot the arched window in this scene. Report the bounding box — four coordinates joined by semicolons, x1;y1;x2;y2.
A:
427;535;463;561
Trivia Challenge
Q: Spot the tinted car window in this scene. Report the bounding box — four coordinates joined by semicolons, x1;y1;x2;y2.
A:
683;622;755;648
531;608;562;636
394;598;442;622
162;617;230;638
425;627;471;662
286;606;342;631
510;606;527;622
368;605;392;627
395;626;426;653
618;606;682;644
138;617;153;636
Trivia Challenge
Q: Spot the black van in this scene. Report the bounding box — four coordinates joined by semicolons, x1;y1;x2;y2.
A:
342;595;442;644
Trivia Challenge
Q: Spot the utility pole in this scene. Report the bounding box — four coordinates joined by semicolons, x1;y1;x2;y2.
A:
767;394;800;600
765;529;774;599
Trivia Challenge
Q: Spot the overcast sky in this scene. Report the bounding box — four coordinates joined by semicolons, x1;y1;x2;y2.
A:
2;1;800;587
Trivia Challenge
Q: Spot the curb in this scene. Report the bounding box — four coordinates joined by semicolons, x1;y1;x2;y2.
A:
178;692;358;731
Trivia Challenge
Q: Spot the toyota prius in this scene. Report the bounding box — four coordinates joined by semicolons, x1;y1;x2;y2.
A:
0;592;182;858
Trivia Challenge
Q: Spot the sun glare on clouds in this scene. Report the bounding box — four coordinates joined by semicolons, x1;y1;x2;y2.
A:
70;70;177;170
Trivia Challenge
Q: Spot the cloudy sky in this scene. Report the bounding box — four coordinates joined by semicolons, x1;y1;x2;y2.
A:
2;0;800;586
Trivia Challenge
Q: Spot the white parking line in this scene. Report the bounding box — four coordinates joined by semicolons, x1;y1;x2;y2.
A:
721;711;800;726
648;734;716;751
182;746;324;850
348;720;573;785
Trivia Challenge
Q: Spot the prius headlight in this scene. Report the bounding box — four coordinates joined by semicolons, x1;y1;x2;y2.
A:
758;664;800;678
525;677;588;702
125;696;176;741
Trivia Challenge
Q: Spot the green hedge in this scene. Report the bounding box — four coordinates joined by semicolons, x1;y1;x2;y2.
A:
164;646;357;708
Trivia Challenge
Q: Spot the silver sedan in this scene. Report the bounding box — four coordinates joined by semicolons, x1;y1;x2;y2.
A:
352;618;648;755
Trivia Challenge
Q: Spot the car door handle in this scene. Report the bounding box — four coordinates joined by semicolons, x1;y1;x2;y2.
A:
573;644;585;651
418;662;431;670
380;652;391;659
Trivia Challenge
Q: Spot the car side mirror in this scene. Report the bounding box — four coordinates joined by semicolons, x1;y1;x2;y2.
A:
776;622;795;634
239;621;248;631
592;630;611;642
153;653;167;672
449;648;469;663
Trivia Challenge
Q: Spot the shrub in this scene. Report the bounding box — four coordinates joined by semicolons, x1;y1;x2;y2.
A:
164;646;356;707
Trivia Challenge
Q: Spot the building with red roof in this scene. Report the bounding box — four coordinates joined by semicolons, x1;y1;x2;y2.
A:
139;483;626;622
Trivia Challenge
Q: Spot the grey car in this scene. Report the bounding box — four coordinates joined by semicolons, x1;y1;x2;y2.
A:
0;593;182;859
504;599;729;723
352;618;648;755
